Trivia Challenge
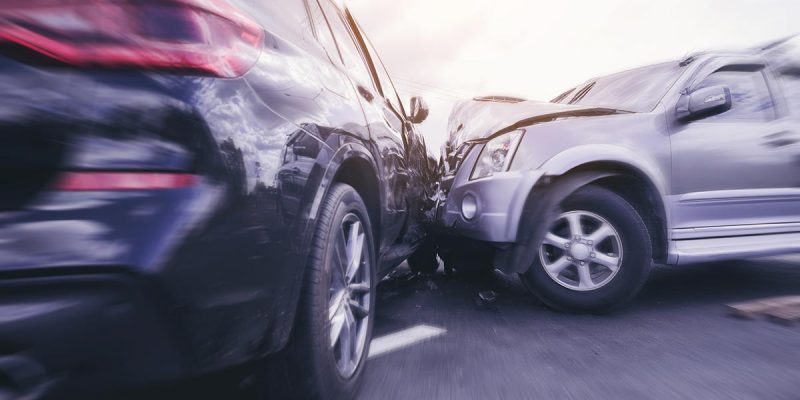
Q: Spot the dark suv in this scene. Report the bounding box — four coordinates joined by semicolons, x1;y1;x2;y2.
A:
0;0;434;398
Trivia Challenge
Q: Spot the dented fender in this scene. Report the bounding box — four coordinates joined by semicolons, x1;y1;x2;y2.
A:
535;144;670;197
493;171;619;274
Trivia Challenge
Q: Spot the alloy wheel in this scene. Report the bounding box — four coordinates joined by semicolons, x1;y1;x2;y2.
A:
539;210;623;291
328;213;371;378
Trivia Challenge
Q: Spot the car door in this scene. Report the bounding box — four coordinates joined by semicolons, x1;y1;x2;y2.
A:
670;63;800;236
314;0;411;259
351;19;434;252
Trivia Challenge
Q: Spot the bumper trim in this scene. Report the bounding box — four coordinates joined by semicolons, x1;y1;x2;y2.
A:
437;169;545;243
0;273;188;397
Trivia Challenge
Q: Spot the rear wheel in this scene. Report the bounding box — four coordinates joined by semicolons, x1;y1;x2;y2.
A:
259;183;375;399
520;186;651;313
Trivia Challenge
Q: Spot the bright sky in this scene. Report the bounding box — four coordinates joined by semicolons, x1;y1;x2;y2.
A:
347;0;798;151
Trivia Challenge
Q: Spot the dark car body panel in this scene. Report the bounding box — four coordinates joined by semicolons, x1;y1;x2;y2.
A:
0;273;188;397
0;0;433;395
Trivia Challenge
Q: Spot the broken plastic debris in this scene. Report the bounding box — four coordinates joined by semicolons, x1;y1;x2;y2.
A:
425;279;439;291
476;290;498;307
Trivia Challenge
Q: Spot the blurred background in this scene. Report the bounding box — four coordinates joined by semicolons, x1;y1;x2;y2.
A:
349;0;799;150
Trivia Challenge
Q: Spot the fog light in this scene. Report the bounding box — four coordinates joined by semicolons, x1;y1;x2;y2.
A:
461;194;478;220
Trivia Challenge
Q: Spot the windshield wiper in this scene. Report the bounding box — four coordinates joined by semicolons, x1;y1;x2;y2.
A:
569;81;596;104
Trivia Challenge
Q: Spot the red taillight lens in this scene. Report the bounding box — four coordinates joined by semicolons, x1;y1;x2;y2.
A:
52;172;198;191
0;0;264;78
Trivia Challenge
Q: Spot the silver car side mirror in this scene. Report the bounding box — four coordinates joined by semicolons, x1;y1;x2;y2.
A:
676;85;732;122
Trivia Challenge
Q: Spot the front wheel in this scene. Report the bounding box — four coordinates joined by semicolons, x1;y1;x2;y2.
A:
259;183;375;399
520;186;651;313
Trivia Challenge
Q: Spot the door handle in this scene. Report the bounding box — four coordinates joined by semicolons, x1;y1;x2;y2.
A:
357;85;374;102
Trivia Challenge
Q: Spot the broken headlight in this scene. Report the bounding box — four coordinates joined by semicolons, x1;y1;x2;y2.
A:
470;130;524;180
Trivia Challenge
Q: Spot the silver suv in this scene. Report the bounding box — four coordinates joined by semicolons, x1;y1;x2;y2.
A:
435;38;800;312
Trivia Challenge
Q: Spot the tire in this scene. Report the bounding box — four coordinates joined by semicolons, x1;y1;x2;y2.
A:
258;183;376;399
520;185;651;313
407;240;439;275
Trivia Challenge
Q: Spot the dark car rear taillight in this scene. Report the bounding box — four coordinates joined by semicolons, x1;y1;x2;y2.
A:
51;172;198;191
0;0;264;78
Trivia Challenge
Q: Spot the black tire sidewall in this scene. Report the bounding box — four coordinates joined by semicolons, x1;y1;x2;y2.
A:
264;183;376;400
521;186;651;313
314;185;376;396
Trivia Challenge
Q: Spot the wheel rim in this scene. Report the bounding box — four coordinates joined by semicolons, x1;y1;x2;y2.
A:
538;210;623;292
329;213;371;379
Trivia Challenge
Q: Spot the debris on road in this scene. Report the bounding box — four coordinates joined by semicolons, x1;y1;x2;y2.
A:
475;290;498;309
478;290;497;304
728;296;800;325
425;278;439;291
383;269;416;282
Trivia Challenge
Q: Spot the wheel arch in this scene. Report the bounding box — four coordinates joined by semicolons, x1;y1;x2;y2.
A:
331;152;382;244
558;162;669;263
271;140;383;353
498;160;670;274
535;145;671;263
300;139;385;251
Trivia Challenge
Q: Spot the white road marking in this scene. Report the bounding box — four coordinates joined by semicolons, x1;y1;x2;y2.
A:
368;324;446;359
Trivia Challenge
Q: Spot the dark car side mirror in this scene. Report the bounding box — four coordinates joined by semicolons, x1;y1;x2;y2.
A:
676;85;732;122
408;96;430;124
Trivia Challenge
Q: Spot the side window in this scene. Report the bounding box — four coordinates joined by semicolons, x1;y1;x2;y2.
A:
315;0;375;88
361;31;406;116
695;70;776;121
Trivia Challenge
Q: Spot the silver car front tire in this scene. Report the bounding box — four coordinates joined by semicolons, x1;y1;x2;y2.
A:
521;185;651;313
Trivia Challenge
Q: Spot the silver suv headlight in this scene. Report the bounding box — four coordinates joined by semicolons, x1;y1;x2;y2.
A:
470;129;524;180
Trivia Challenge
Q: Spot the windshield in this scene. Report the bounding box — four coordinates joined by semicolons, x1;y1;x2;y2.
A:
552;61;685;112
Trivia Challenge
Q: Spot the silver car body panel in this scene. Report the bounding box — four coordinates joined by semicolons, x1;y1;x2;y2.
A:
673;221;800;240
438;47;800;268
438;142;544;242
447;99;621;148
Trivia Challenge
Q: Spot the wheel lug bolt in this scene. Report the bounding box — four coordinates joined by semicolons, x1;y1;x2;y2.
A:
580;261;585;266
588;240;593;245
565;243;571;248
590;253;596;258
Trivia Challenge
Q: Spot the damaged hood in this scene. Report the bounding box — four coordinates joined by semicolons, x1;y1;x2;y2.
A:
446;98;625;149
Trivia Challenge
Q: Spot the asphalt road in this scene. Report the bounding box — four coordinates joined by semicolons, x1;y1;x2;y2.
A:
130;256;800;400
361;256;800;400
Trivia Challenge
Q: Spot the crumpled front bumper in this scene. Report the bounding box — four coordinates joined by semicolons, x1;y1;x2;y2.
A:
435;145;545;243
